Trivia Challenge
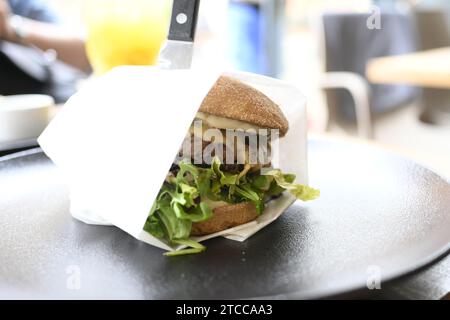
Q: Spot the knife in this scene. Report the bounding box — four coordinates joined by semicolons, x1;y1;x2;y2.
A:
159;0;201;69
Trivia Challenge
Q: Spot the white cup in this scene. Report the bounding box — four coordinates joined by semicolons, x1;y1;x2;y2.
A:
0;94;54;143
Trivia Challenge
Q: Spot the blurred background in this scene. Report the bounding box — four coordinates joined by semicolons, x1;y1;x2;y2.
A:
1;0;450;177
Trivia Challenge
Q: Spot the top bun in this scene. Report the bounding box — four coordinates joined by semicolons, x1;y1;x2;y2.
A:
199;76;289;136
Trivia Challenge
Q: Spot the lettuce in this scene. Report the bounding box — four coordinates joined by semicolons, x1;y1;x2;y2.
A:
152;194;192;240
143;158;319;255
143;213;164;239
212;157;239;185
264;169;320;201
234;184;264;214
164;239;206;257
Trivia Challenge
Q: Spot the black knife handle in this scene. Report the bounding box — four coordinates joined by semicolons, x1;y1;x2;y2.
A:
167;0;201;42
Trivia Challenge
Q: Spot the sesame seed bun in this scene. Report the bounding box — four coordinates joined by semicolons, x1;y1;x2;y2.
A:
191;201;258;236
199;76;289;137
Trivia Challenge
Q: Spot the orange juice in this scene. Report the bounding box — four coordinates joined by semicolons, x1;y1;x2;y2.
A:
85;0;172;75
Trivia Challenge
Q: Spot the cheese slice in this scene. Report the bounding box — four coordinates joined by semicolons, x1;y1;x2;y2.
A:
195;112;263;132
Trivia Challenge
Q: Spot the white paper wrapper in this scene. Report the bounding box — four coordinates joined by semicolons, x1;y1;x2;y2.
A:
38;67;307;252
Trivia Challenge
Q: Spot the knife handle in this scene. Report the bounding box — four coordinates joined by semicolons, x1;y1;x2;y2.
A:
167;0;201;42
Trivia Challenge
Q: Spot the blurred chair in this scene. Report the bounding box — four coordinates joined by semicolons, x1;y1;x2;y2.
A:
318;12;419;138
413;9;450;125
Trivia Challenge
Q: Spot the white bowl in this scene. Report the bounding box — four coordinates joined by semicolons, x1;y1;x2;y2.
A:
0;94;54;143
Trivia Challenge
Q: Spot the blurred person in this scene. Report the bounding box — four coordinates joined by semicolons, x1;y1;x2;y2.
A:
0;0;90;102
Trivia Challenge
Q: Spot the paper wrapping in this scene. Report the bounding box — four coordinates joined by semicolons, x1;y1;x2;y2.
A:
38;67;307;252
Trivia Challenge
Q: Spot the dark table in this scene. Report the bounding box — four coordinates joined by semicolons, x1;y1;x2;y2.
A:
0;138;38;158
0;136;449;300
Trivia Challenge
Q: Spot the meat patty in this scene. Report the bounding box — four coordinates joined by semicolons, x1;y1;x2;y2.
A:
176;133;271;166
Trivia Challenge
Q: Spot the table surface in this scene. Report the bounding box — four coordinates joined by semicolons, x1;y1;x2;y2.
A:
313;136;450;300
366;47;450;89
0;137;449;300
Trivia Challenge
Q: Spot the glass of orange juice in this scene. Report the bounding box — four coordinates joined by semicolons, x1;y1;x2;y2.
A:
85;0;172;75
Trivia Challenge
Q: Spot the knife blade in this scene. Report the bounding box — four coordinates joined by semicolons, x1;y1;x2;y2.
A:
159;0;201;69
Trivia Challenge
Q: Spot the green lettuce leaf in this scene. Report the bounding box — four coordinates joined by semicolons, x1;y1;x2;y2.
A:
143;214;165;239
251;175;272;191
212;157;238;185
164;239;206;257
172;201;213;223
264;169;320;201
154;195;192;240
234;184;264;214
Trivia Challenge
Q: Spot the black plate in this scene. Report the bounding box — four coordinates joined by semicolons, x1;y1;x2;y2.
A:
0;138;449;299
0;138;37;156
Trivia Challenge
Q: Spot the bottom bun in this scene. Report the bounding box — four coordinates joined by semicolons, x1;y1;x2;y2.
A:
191;202;259;236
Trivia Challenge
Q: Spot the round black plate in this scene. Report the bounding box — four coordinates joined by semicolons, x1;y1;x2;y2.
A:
0;138;449;299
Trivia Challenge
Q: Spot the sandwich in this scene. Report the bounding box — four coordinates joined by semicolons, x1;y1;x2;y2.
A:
144;76;319;256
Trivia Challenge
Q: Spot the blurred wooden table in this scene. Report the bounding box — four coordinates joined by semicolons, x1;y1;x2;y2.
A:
366;47;450;88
